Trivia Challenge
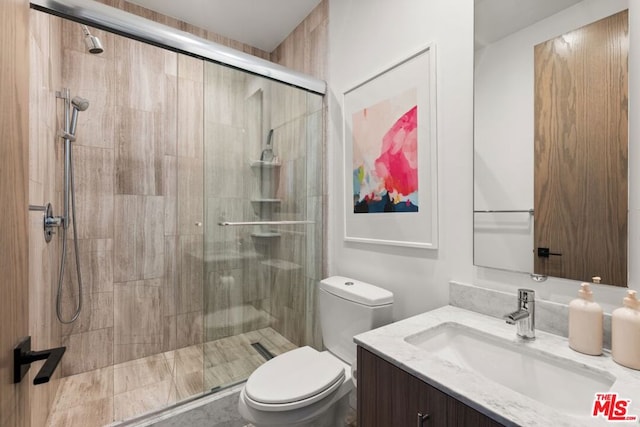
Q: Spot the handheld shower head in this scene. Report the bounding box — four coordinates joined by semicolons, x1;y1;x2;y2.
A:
81;25;104;54
260;129;275;162
69;96;90;137
71;96;90;112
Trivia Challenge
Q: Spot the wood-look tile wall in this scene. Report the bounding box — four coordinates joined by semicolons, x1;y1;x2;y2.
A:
52;19;205;374
270;0;328;349
28;10;63;427
270;0;328;80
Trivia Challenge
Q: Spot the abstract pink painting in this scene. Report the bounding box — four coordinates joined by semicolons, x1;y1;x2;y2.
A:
352;88;418;213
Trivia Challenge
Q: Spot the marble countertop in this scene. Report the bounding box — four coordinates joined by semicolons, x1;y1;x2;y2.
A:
354;305;640;427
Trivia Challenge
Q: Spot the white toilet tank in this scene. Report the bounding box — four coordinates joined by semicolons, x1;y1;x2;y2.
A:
319;276;393;364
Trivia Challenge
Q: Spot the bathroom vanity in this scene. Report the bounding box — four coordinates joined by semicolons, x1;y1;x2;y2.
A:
357;346;503;426
354;306;640;427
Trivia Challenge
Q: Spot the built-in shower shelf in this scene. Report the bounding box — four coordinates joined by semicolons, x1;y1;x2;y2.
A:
250;231;282;238
250;160;281;169
251;198;282;204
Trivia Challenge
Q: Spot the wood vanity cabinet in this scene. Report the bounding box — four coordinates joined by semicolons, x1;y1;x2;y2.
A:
357;347;504;427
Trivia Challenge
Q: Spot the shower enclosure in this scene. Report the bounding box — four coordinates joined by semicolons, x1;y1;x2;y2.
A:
28;4;324;425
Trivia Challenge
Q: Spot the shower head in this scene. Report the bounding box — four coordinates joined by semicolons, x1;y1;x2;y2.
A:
81;25;104;54
71;96;90;112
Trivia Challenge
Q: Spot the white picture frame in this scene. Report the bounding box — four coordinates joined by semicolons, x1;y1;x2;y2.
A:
343;44;438;249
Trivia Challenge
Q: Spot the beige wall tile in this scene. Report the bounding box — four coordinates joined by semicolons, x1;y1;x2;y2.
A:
308;20;328;84
163;236;177;316
61;291;114;336
116;37;166;113
176;311;203;349
62;49;115;100
163;315;177;352
115;108;164;196
164;75;178;156
72;89;117;150
143;196;165;278
176;235;204;314
113;195;142;281
204;123;245;198
163;155;177;235
269;0;328;80
177;157;204;235
178;54;203;83
203;63;246;128
72;145;114;239
114;281;163;363
114;195;165;282
61;328;114;376
78;238;114;294
177;77;204;159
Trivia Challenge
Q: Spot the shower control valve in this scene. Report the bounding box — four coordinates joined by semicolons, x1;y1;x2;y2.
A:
29;203;63;243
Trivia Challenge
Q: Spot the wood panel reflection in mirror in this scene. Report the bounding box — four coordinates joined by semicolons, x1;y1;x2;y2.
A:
473;0;630;287
534;10;628;287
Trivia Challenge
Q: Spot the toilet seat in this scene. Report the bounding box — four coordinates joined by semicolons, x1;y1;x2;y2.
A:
244;346;345;412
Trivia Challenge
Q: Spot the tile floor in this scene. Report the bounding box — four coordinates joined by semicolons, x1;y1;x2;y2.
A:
46;327;297;427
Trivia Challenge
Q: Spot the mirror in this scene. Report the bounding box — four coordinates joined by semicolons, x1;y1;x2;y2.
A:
473;0;629;286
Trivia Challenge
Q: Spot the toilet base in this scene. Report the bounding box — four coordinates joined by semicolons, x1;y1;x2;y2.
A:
238;381;353;427
241;392;351;427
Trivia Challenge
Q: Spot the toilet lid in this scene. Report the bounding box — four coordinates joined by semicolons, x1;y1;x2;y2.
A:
245;346;345;409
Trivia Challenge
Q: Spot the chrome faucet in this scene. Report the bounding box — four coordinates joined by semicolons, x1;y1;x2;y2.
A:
504;289;535;339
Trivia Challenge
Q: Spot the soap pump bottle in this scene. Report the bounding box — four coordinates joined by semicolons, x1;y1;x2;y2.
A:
568;283;603;355
612;290;640;370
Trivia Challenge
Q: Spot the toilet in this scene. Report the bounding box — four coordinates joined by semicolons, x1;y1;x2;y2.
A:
238;276;394;427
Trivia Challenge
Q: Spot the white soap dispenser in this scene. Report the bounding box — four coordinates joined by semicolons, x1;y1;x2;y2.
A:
568;283;603;355
612;290;640;370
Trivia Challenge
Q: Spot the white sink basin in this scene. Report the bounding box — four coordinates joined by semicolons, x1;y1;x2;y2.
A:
404;322;615;416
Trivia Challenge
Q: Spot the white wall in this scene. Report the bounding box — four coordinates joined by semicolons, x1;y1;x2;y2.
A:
328;0;474;319
328;0;638;320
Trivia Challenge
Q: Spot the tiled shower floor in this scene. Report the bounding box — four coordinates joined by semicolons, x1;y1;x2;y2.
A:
46;328;297;427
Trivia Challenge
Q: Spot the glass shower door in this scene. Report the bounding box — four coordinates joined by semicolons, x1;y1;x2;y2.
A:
202;62;324;392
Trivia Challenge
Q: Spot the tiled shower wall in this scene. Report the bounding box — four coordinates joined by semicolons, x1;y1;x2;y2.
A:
271;0;328;350
55;19;208;374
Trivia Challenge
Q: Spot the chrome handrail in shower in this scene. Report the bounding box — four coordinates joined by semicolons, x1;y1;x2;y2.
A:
218;220;315;226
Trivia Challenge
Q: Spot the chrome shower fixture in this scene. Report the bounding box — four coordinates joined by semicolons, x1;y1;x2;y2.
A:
53;88;88;324
69;96;90;138
71;96;90;112
260;129;275;162
81;24;104;54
